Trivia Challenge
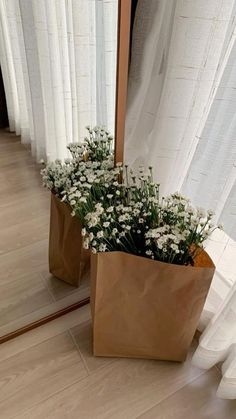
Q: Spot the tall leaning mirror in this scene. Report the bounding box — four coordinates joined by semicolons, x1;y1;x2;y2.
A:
0;0;127;341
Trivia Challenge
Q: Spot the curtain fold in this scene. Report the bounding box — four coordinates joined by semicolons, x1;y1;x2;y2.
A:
125;0;236;195
125;0;236;399
182;30;236;240
0;0;19;133
19;0;46;158
0;0;118;162
192;283;236;399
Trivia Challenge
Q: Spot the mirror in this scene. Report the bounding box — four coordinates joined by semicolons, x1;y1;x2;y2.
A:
0;0;120;340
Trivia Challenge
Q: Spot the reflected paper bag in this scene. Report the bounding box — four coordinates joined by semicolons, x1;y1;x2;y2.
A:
49;193;90;286
90;251;215;362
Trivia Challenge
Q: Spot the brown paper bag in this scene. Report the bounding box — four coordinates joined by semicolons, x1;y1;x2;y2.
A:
90;251;215;361
49;193;90;286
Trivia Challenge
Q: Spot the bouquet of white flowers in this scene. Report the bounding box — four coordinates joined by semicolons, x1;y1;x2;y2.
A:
41;126;114;201
76;165;220;266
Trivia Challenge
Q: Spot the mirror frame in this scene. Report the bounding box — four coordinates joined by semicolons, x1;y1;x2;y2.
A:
0;0;132;344
114;0;132;164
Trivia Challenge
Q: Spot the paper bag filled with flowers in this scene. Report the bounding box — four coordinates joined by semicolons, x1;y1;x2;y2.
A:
41;126;113;286
76;166;216;361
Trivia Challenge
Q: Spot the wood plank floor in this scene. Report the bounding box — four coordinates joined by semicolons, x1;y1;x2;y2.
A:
0;129;89;336
0;305;235;419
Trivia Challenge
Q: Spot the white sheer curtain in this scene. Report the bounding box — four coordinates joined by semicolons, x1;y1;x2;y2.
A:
0;0;118;162
125;0;236;399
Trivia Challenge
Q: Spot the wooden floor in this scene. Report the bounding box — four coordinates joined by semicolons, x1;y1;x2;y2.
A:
0;304;235;419
0;129;89;336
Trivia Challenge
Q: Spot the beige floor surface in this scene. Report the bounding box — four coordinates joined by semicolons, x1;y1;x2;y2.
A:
0;304;235;419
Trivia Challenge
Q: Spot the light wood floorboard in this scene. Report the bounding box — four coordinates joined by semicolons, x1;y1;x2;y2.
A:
42;269;90;301
0;332;87;418
21;342;203;419
0;239;49;285
0;306;231;419
0;191;49;228
0;214;49;255
0;273;53;327
0;306;90;363
70;319;116;373
138;368;236;418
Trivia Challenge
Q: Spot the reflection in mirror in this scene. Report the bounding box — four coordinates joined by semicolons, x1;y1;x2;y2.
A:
0;0;118;338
